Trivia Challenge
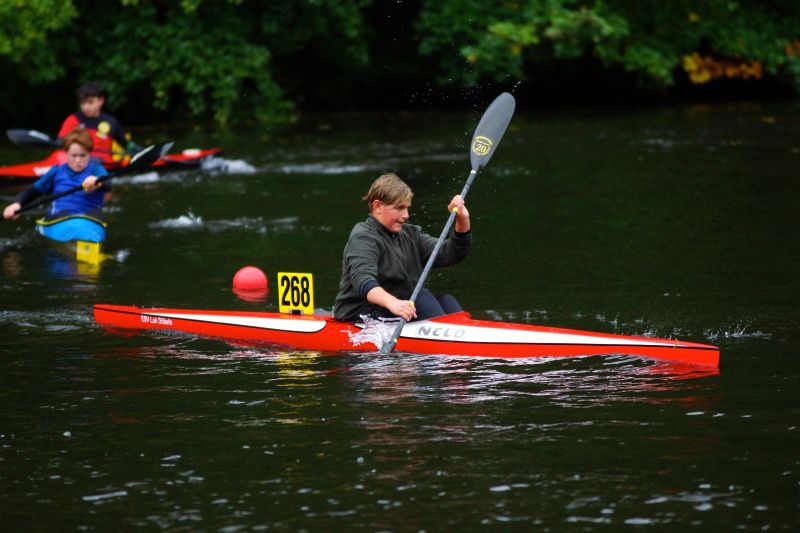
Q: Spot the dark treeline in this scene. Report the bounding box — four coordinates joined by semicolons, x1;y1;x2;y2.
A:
2;0;798;128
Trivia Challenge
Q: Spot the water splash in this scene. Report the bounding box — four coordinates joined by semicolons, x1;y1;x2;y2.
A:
270;162;374;175
268;216;299;226
704;321;772;341
149;211;204;229
0;309;94;329
201;157;256;174
118;171;160;184
206;217;268;234
113;249;130;262
347;316;400;348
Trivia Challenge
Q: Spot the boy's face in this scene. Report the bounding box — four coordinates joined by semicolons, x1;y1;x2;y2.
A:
372;200;410;233
79;96;104;118
65;142;90;173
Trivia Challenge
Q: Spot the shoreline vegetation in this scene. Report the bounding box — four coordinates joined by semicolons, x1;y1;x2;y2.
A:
2;0;799;127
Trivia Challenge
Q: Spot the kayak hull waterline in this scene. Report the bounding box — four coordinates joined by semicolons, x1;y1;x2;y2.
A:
0;148;221;179
93;305;720;367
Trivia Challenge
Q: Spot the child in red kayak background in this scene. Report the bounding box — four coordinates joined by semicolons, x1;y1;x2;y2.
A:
3;128;109;221
333;173;472;322
57;81;129;164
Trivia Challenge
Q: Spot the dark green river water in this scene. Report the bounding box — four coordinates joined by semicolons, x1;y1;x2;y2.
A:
1;101;798;530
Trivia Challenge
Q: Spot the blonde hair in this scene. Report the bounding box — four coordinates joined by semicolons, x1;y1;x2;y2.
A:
62;127;93;152
363;173;413;210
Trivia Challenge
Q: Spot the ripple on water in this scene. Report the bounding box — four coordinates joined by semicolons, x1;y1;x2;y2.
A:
149;211;204;229
269;162;374;175
147;213;299;234
484;307;773;346
116;171;160;184
0;309;94;330
201;157;256;174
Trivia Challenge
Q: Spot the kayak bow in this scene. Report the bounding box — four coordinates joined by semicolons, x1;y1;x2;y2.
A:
93;304;720;367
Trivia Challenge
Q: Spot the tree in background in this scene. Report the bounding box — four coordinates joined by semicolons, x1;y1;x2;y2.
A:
0;0;76;81
417;0;800;92
0;0;371;125
1;0;799;126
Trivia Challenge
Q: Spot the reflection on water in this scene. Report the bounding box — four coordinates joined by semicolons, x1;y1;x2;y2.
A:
344;352;718;408
2;250;23;277
1;238;114;283
146;211;300;236
0;324;784;530
232;286;269;303
200;156;256;175
43;250;105;280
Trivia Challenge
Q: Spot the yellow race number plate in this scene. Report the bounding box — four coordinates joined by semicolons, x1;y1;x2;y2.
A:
277;272;314;315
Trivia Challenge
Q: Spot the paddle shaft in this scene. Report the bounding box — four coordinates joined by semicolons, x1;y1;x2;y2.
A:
379;169;477;354
15;173;113;216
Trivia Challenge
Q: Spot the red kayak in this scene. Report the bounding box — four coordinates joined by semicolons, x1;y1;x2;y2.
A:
0;148;221;179
93;304;720;367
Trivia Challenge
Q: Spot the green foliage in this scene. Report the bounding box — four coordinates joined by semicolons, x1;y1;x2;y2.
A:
417;0;800;90
2;0;372;125
0;0;77;82
75;2;284;124
1;0;799;126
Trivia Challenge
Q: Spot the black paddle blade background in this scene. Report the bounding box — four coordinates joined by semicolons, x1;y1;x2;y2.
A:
469;92;516;170
7;129;59;148
123;142;174;175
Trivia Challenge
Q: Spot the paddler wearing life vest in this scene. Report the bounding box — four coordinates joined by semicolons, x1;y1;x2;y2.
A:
334;173;472;322
57;81;131;164
3;128;109;221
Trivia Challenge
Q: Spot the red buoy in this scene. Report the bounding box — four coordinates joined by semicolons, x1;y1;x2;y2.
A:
233;266;268;302
233;266;268;290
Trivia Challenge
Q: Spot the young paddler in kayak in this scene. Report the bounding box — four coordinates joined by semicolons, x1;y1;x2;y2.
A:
334;173;472;323
3;128;109;221
57;81;133;164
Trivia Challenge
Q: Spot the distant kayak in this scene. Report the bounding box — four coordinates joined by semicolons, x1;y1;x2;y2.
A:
0;147;221;179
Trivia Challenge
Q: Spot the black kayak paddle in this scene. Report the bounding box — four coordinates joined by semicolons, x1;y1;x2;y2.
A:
7;129;61;149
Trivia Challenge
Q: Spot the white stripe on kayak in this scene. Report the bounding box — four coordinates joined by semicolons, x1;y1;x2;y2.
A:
141;311;685;347
146;312;327;333
401;320;683;347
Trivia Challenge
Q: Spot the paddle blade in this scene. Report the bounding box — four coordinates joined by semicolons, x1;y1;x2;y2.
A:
129;141;173;169
469;92;516;170
107;141;173;179
7;129;60;149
